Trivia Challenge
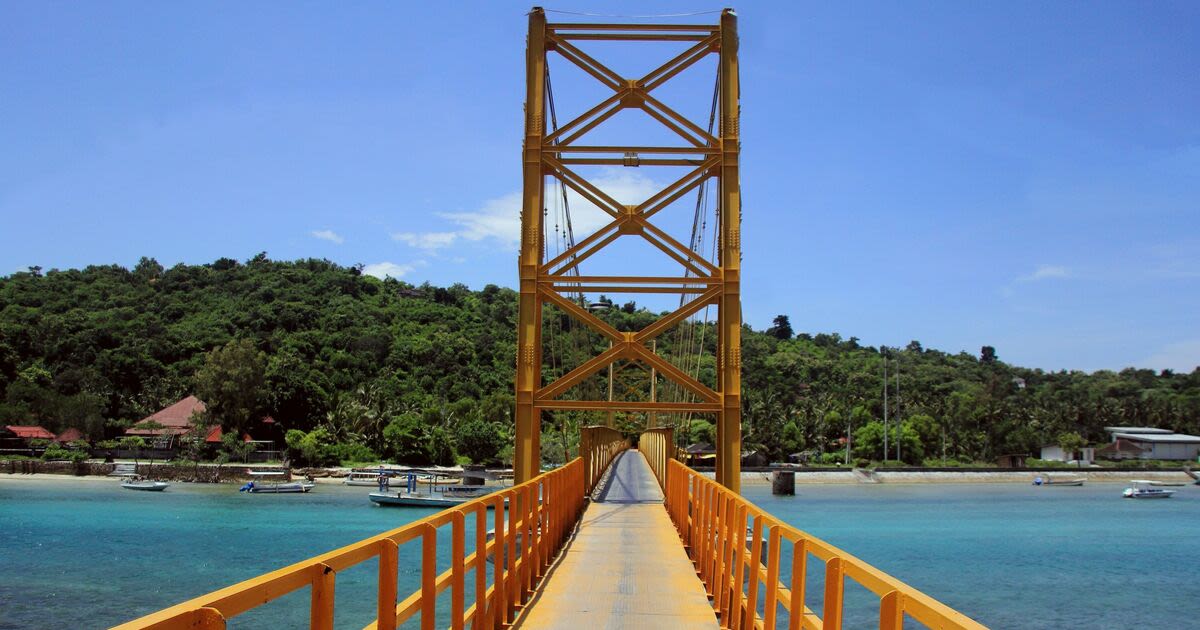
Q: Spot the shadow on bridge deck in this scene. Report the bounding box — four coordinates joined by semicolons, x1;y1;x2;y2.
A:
514;450;719;629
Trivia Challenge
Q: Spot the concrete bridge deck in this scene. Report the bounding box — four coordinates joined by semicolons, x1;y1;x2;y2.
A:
515;450;719;629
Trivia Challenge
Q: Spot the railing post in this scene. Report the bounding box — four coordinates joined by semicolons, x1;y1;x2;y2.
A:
822;557;844;630
310;563;335;630
473;504;487;630
763;526;781;630
451;510;466;630
421;523;437;630
790;539;807;630
377;539;399;630
742;512;761;630
880;590;904;630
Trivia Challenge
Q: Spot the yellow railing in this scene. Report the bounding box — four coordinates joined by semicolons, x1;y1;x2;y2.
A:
664;460;987;630
579;425;627;493
112;459;586;630
639;426;675;489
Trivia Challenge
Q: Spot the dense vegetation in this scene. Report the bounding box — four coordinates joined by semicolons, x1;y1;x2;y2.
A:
2;256;1198;466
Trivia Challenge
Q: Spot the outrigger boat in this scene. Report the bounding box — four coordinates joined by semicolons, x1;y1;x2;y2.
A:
1123;480;1175;499
344;468;398;487
369;471;495;508
239;470;314;494
121;476;169;492
1033;476;1085;486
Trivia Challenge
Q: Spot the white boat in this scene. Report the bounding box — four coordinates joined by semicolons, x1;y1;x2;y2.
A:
240;480;315;493
344;469;395;487
239;471;314;493
369;491;469;508
1033;476;1085;487
1123;481;1175;499
121;477;169;492
368;471;495;508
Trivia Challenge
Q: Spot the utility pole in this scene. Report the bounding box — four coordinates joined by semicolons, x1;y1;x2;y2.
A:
896;354;901;462
882;350;888;463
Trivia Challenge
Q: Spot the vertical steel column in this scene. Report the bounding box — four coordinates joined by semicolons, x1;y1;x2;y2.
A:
717;8;742;493
515;7;547;484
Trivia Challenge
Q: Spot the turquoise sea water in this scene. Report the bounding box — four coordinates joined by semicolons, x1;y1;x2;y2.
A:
2;478;1199;629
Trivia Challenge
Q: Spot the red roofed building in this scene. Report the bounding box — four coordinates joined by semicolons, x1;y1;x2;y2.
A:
203;425;252;444
124;396;276;450
6;425;56;441
54;427;86;443
126;395;207;437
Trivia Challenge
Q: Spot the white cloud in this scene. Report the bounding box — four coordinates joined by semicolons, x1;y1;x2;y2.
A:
392;169;663;252
391;231;459;250
1019;264;1071;282
1139;339;1200;373
310;229;344;245
362;261;423;279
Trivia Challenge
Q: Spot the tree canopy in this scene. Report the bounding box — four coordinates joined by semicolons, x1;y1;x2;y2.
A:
2;255;1198;466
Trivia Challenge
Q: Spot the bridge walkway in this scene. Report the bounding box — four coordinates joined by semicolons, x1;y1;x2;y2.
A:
514;450;719;629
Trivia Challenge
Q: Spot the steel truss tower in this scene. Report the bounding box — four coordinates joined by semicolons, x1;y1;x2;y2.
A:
515;7;742;492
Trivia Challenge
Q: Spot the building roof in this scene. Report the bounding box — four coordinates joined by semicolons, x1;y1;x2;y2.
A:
204;425;252;444
54;428;85;443
1112;432;1200;444
5;425;56;440
126;395;207;436
1103;426;1174;434
1096;439;1149;454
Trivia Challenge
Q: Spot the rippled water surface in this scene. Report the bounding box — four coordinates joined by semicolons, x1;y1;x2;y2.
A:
2;477;1199;629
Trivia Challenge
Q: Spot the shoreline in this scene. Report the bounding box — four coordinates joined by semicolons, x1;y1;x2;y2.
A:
5;469;1194;486
736;469;1195;485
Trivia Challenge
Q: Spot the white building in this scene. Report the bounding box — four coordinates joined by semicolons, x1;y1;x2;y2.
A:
1102;427;1200;461
1040;445;1094;464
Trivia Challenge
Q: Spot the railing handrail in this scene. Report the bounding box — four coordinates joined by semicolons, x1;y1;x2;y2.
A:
112;459;587;630
664;459;987;630
579;425;628;493
639;426;675;490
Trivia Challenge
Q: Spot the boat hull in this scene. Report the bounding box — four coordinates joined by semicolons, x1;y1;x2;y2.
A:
369;492;465;508
121;481;168;492
243;482;314;493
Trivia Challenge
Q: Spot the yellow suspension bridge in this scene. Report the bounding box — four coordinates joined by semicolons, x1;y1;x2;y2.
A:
113;9;986;630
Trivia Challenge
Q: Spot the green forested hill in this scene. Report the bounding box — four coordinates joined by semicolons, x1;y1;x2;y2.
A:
2;255;1198;466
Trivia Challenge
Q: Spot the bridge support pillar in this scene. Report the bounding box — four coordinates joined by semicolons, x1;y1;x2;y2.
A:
515;7;547;484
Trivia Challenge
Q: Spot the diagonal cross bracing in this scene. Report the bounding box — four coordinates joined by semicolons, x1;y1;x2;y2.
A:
516;9;743;493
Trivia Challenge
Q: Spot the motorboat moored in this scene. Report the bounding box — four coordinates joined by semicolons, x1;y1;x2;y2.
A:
121;477;169;492
1123;481;1175;499
368;471;497;508
1033;476;1085;486
240;471;314;493
239;480;315;493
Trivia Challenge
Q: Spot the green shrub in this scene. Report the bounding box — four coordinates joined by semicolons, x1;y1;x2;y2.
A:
331;441;378;465
41;444;87;463
817;449;846;465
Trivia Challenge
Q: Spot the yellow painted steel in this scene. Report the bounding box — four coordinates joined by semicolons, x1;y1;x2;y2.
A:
110;460;586;630
579;425;627;493
661;458;989;630
514;9;744;491
639;426;677;488
514;451;718;629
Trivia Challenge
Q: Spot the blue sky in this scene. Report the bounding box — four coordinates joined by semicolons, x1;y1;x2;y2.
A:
1;2;1197;373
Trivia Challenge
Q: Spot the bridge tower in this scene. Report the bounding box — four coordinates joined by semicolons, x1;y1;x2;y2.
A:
515;7;742;492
